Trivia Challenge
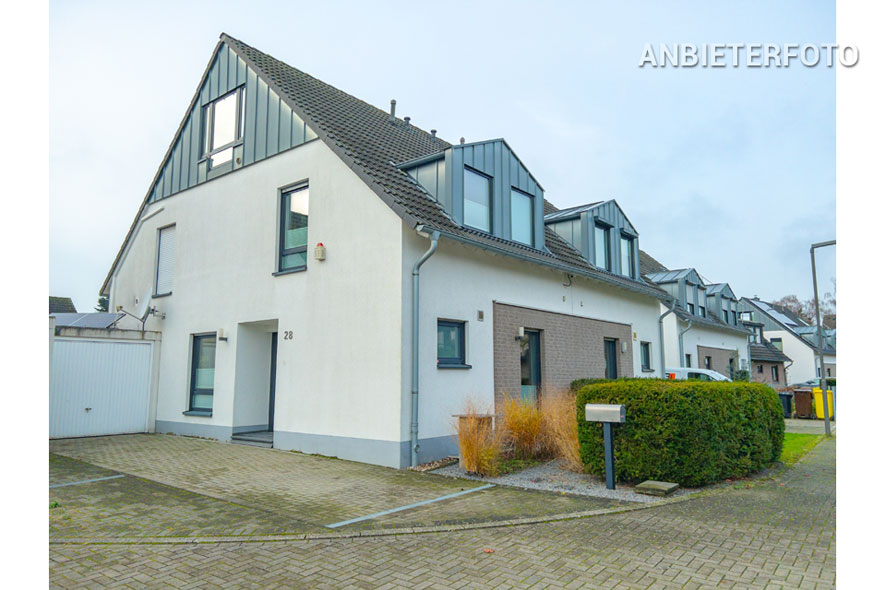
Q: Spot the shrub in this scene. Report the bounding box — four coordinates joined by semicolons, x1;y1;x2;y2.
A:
539;389;582;472
826;378;836;387
454;401;501;476
502;395;543;459
576;380;784;487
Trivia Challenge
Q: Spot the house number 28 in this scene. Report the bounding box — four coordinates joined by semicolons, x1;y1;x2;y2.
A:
283;331;293;340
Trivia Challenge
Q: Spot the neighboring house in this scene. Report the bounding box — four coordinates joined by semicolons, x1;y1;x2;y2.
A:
738;298;836;384
49;296;77;314
102;33;672;469
642;259;750;377
744;321;791;387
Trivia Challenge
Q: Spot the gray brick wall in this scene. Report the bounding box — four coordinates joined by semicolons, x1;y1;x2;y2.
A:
751;360;785;386
493;302;633;413
697;345;738;377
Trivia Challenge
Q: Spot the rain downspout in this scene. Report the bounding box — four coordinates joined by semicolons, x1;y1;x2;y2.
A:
658;301;676;376
678;317;693;367
411;229;440;468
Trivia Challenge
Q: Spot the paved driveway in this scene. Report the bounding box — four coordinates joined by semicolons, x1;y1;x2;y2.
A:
50;434;625;536
50;437;835;589
49;432;835;589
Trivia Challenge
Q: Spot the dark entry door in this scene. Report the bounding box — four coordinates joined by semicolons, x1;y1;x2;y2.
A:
604;338;618;379
520;330;541;403
268;332;278;430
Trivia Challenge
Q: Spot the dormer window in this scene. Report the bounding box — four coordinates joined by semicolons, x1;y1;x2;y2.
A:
463;167;492;232
510;188;534;247
619;234;635;278
722;309;729;323
594;223;611;271
202;87;245;169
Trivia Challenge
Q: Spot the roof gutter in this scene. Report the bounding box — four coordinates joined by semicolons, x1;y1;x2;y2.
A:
425;227;669;302
410;228;440;468
658;300;677;375
678;317;694;368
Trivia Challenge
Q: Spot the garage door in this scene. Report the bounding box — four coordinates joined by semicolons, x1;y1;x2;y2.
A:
50;339;153;438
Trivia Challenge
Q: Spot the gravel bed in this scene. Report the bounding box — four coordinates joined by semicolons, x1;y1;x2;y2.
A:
432;459;700;504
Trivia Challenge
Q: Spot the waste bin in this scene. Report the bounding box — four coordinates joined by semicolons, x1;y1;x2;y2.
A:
813;387;834;420
793;389;814;419
777;392;793;418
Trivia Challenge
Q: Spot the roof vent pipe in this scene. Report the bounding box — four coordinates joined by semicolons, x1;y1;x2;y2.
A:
389;99;397;124
404;116;411;128
431;129;437;142
460;137;465;144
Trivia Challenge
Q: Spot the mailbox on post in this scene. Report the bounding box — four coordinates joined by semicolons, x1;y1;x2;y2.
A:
585;403;626;490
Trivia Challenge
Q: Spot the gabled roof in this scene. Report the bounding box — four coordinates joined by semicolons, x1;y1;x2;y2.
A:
672;306;749;335
645;268;692;284
742;298;835;354
639;250;668;276
49;296;77;314
102;33;669;302
750;341;792;363
543;202;603;223
706;283;736;299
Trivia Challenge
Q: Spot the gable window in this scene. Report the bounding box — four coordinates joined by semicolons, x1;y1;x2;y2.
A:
437;320;468;367
640;341;652;371
594;223;611;271
510;188;534;246
687;303;695;314
155;225;176;296
202;87;245;169
771;365;779;382
619;234;635;278
279;184;309;272
463;167;491;232
731;310;737;325
188;334;217;413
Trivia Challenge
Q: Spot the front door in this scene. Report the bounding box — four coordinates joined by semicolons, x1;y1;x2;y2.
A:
604;338;618;379
268;332;277;430
520;330;541;403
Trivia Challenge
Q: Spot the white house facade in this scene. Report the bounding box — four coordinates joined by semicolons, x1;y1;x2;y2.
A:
103;34;672;468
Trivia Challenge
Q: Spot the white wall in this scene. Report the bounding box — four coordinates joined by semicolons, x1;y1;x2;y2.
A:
661;311;748;373
110;139;406;453
401;232;665;445
765;329;816;384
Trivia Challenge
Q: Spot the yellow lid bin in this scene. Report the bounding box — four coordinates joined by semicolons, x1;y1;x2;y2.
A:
812;388;834;420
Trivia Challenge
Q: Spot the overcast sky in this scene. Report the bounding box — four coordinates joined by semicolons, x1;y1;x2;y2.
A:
49;0;836;312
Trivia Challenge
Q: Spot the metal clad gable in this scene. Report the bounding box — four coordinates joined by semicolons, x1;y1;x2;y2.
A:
147;42;317;203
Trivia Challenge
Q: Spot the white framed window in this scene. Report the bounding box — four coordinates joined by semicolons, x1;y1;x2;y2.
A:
155;225;176;296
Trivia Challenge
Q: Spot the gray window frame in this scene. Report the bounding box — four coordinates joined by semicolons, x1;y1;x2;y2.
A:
619;233;635;278
463;166;492;233
771;365;779;382
201;86;246;171
437;320;470;368
594;222;611;271
278;183;309;273
509;187;534;247
187;333;217;414
640;341;652;371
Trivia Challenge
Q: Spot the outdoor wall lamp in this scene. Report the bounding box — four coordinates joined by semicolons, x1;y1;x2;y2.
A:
515;326;525;341
217;328;228;342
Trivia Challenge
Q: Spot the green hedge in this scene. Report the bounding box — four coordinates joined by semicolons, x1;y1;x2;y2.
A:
576;380;784;487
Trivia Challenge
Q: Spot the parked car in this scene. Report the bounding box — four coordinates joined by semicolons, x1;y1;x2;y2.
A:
665;368;732;382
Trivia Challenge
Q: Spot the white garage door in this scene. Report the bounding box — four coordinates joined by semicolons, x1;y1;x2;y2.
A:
50;339;153;438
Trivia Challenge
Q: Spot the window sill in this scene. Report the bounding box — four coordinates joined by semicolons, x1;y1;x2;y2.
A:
438;363;472;370
641;368;655;373
183;410;212;417
153;292;172;299
273;266;307;276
